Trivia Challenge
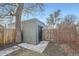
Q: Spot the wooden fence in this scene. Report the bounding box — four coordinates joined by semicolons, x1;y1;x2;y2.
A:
42;25;79;52
42;25;77;44
0;29;16;46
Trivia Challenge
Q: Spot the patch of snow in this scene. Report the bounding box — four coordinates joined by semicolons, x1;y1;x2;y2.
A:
0;46;20;56
18;41;49;53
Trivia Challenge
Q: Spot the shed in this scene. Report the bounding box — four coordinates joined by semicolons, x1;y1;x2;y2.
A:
22;18;46;44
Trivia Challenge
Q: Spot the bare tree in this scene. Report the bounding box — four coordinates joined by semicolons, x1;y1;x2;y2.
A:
0;3;44;43
47;9;61;29
63;14;77;25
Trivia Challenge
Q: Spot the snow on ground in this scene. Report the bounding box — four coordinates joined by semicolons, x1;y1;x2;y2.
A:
0;41;49;56
0;46;20;56
18;41;49;53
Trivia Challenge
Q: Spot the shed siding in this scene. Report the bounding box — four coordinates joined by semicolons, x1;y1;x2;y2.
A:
22;22;37;44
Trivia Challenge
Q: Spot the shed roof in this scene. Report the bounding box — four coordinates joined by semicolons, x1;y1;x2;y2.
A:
9;18;46;26
22;18;45;25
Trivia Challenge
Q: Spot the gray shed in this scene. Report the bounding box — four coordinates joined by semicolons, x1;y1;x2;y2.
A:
22;18;46;44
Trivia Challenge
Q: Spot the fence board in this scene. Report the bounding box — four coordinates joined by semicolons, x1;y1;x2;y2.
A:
42;25;77;43
0;29;16;46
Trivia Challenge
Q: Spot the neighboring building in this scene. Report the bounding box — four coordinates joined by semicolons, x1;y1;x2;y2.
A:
0;24;4;29
8;18;46;44
0;24;4;30
8;23;15;29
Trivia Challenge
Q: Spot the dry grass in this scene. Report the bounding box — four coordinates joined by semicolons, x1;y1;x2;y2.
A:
7;48;48;56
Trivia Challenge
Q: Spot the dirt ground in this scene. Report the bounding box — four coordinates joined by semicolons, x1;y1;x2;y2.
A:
43;42;67;56
7;42;72;56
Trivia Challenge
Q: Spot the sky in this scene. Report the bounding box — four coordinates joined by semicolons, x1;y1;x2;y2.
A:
22;3;79;24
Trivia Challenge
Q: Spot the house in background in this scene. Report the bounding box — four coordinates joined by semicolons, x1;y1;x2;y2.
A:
0;24;4;28
8;18;46;44
0;24;4;31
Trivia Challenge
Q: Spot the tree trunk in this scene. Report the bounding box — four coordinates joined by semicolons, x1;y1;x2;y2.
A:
15;3;24;43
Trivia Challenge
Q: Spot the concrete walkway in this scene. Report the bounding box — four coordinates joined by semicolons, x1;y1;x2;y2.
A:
18;41;49;53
